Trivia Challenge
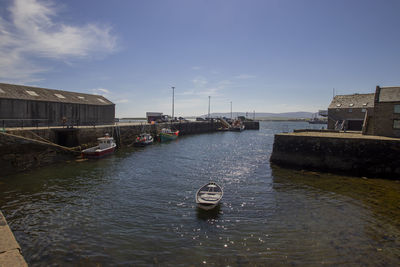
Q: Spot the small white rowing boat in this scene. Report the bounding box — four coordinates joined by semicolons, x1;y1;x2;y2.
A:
195;182;223;210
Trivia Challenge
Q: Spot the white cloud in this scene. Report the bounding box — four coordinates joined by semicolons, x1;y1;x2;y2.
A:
97;88;110;94
192;76;208;87
90;87;130;105
0;0;117;82
181;78;232;97
91;88;110;96
234;74;256;79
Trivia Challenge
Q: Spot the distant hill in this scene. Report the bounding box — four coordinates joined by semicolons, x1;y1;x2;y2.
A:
201;112;315;119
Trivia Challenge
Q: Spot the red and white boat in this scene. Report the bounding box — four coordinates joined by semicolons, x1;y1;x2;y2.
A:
82;134;116;159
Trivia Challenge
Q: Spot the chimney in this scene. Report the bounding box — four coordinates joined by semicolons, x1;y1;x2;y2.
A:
374;85;381;103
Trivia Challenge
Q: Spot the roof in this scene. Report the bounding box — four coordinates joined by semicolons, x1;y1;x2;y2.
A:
378;87;400;102
146;112;163;116
0;83;114;105
328;93;375;109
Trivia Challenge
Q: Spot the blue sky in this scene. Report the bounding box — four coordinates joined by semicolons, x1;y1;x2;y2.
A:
1;0;400;117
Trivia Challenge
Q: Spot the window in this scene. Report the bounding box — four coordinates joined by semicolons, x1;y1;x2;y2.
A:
77;96;85;99
349;103;354;107
26;90;38;96
0;88;4;93
54;93;65;99
348;108;352;113
336;104;341;107
363;103;368;106
394;119;400;129
362;108;366;112
394;105;400;114
97;98;106;103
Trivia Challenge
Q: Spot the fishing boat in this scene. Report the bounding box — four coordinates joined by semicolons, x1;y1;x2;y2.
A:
159;128;179;142
196;182;223;210
134;133;154;147
81;134;116;158
230;120;245;132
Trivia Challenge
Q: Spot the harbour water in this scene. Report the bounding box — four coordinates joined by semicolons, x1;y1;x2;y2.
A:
1;121;399;266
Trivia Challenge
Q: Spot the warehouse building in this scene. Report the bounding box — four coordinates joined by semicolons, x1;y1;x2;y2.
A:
327;93;374;131
0;83;115;128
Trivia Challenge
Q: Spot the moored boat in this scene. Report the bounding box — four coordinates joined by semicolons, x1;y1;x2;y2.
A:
159;128;179;142
134;133;154;147
308;118;327;124
82;134;116;159
196;182;223;210
230;119;245;131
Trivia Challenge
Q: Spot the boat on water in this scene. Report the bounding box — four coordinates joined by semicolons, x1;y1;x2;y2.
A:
308;118;327;124
134;133;154;147
230;120;245;132
196;182;223;210
159;128;179;142
81;134;116;159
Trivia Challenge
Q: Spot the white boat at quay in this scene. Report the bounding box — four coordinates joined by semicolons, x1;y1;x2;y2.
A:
195;182;223;210
81;134;116;159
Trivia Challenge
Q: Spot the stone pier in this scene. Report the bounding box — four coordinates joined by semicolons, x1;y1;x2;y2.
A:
0;211;27;267
270;130;400;178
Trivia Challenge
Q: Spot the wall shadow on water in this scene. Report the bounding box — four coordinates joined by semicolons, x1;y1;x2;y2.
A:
270;164;400;229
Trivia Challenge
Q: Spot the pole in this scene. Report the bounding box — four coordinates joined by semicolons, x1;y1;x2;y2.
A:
208;96;211;119
172;86;175;121
253;110;255;120
230;101;232;119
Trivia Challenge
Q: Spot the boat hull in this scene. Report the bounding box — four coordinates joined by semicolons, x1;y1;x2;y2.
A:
197;203;219;211
160;133;178;142
230;126;245;132
195;182;223;211
133;141;153;147
82;146;116;159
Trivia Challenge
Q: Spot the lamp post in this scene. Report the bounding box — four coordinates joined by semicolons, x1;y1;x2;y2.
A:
208;96;211;119
230;101;233;119
171;86;175;121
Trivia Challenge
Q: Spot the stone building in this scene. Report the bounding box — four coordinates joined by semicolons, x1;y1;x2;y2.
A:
0;83;115;128
372;86;400;137
327;93;374;131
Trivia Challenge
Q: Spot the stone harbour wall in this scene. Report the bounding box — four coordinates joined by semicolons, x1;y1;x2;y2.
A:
0;132;77;178
0;121;225;176
270;133;400;178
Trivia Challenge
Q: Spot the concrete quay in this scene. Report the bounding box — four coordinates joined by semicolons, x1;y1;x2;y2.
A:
270;130;400;178
0;211;27;267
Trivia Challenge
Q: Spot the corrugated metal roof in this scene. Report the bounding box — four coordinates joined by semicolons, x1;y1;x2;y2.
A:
378;87;400;102
328;93;375;109
0;83;114;105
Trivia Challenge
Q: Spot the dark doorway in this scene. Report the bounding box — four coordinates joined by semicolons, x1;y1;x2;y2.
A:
53;129;79;147
347;120;363;131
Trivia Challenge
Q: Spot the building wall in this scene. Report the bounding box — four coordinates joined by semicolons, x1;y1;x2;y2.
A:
373;102;400;137
0;98;115;127
327;107;372;130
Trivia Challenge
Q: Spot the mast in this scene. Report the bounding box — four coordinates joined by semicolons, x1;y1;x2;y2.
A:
230;101;232;119
171;86;175;121
208;96;211;119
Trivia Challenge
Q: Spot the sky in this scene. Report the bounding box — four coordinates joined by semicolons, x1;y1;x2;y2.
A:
1;0;400;117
